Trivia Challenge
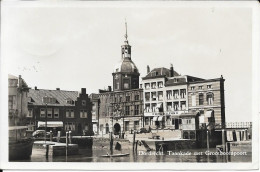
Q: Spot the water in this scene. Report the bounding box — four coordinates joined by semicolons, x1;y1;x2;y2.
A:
16;141;252;163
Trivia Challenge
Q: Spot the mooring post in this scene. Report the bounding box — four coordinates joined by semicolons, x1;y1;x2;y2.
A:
57;131;61;143
110;132;113;155
222;129;226;152
50;131;53;142
135;140;138;153
206;130;209;150
133;131;136;151
69;131;72;144
66;132;69;157
245;129;248;140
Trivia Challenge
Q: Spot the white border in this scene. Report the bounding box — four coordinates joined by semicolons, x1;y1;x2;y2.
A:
0;1;259;170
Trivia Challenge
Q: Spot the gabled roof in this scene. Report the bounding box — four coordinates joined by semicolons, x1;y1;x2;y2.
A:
28;89;78;106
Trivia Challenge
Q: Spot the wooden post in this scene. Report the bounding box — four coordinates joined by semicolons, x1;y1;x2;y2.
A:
133;131;136;151
135;140;138;153
69;131;72;144
50;131;53;142
222;129;226;152
66;132;68;157
206;130;209;150
110;132;113;155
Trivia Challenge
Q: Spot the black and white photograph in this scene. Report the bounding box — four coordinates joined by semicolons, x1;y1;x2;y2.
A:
0;0;259;170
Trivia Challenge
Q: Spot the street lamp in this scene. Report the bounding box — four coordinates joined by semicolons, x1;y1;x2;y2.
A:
42;96;51;144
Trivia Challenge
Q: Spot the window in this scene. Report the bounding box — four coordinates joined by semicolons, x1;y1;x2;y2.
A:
145;117;149;125
158;81;163;88
173;90;179;99
125;106;130;115
134;95;139;101
158;91;163;101
173;102;179;111
166;90;172;100
134;121;139;130
27;109;33;117
42;97;57;104
40;109;45;118
207;93;214;105
145;83;150;89
152;103;156;112
125;121;129;131
180;89;186;98
199;86;203;90
54;108;59;118
9;79;18;87
174;78;178;83
191;86;195;91
145;92;150;101
115;79;119;90
167;102;172;111
199;94;204;105
66;98;74;105
47;108;52;118
8;95;16;110
191;94;196;106
66;109;74;118
151;82;156;89
114;97;117;103
166;116;171;125
119;97;122;102
145;104;150;112
65;122;75;131
82;100;86;106
126;96;130;102
123;79;130;89
151;92;156;101
80;110;87;118
181;101;186;110
134;105;139;115
207;85;212;89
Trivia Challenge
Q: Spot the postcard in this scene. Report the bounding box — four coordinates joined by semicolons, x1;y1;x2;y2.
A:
0;0;259;170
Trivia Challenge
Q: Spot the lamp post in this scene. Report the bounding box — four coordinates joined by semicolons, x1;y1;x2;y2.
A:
42;96;51;144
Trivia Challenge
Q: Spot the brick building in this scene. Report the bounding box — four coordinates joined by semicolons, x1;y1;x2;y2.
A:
26;87;93;136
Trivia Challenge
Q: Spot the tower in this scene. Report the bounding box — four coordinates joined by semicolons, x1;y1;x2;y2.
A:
112;21;140;91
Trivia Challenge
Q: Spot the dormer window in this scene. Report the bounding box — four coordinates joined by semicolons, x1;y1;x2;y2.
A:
199;86;203;90
207;85;212;89
66;98;74;105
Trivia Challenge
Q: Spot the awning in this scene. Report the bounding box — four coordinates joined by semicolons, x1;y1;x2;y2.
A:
205;110;213;118
38;121;63;128
180;112;198;118
153;116;159;121
158;116;164;121
156;103;163;108
9;126;28;131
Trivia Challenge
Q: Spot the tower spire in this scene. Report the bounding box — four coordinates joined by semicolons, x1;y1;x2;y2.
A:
124;19;128;44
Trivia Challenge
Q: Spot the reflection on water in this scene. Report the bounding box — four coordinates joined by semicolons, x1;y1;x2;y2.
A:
16;143;252;163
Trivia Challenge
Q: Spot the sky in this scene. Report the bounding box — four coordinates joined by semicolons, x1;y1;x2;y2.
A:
2;2;253;122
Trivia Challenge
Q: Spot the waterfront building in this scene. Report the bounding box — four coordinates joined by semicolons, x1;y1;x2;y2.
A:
142;65;225;135
90;23;144;136
8;74;30;140
26;87;93;136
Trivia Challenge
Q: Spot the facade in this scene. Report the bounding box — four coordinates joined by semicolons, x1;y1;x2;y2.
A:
91;24;144;136
8;75;30;141
142;65;225;132
26;87;93;136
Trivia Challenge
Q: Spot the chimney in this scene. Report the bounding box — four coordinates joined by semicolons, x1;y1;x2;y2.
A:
18;75;22;87
81;88;86;94
56;88;60;90
170;64;174;77
35;86;38;90
147;65;150;74
108;86;112;92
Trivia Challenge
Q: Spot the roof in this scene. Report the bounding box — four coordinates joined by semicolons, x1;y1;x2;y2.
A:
114;58;139;73
143;67;179;79
28;89;79;106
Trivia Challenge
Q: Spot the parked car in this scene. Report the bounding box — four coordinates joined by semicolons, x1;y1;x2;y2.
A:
139;127;149;133
32;130;50;138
